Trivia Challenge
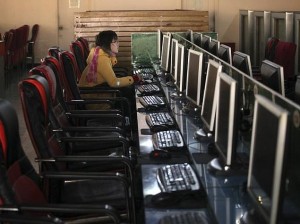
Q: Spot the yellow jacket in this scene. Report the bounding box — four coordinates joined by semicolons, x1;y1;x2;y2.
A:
79;48;134;87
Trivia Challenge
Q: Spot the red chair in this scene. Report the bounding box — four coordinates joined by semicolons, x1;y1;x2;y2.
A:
0;98;126;223
26;24;39;67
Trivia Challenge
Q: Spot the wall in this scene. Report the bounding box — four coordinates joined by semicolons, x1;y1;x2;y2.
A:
213;0;300;49
1;0;300;62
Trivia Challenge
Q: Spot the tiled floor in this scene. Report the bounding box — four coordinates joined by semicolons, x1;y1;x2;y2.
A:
2;66;38;171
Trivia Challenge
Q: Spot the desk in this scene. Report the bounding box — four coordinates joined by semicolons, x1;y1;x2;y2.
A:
135;68;251;224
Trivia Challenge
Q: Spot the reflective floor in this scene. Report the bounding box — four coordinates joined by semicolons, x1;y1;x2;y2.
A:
1;66;38;171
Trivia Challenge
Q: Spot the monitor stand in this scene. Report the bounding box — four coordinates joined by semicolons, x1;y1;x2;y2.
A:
166;81;175;87
194;126;213;142
239;209;265;224
170;91;185;100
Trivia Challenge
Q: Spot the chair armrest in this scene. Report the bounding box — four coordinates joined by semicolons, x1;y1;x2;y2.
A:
53;126;125;135
0;204;120;223
36;155;133;182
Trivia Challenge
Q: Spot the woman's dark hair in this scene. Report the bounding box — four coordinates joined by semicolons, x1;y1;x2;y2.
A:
95;30;118;52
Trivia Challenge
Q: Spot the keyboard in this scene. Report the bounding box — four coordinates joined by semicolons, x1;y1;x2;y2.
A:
133;68;155;80
157;163;200;193
159;212;209;224
138;84;161;95
152;130;184;150
146;112;175;131
139;95;165;110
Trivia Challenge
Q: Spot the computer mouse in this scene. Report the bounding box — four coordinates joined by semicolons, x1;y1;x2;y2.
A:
149;149;172;160
151;192;179;207
144;79;153;84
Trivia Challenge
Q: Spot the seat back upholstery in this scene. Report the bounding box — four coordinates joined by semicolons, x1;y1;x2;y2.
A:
77;37;90;59
29;64;74;128
265;37;297;80
58;51;82;101
48;46;61;60
0;99;43;204
70;40;87;74
19;75;66;172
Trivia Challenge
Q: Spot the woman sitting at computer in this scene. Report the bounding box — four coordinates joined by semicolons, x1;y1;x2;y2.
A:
78;30;141;109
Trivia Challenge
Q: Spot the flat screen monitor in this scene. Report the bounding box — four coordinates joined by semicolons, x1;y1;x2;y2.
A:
208;72;239;173
160;34;171;72
232;51;253;77
193;33;202;48
157;29;163;59
246;94;288;224
185;49;203;106
260;60;285;97
175;44;188;93
200;60;222;132
201;35;211;51
185;30;194;43
209;39;220;56
170;38;178;78
217;44;232;65
174;43;183;91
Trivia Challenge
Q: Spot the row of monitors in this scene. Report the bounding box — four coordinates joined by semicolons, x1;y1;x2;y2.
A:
159;30;286;97
157;31;299;223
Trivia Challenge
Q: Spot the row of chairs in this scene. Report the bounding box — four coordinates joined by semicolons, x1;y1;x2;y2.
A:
3;24;39;69
0;38;138;223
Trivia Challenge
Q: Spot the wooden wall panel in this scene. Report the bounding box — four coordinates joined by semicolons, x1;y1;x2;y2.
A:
74;10;209;68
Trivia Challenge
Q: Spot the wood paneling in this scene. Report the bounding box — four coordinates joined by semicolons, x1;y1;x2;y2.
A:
74;10;209;68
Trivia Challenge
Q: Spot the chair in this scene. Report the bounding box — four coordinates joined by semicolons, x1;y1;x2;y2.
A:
40;56;130;133
70;40;87;74
3;31;14;69
58;50;133;124
48;46;61;60
77;36;90;60
26;24;39;67
0;98;130;223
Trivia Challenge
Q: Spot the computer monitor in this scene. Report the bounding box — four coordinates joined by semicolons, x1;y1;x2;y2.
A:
185;49;203;106
201;35;211;51
243;94;288;224
193;33;202;48
194;60;222;141
185;30;193;43
160;34;171;72
170;38;178;78
217;44;232;65
174;43;184;91
157;29;163;59
209;39;220;56
260;60;285;97
232;51;253;77
208;72;239;174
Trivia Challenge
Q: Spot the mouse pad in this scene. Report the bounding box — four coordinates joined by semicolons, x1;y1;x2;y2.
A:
192;153;214;164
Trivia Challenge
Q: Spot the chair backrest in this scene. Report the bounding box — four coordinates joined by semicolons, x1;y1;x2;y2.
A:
48;46;61;60
77;37;89;59
58;50;82;100
70;40;87;74
265;37;296;80
29;24;39;42
29;64;75;128
0;99;41;188
19;75;66;172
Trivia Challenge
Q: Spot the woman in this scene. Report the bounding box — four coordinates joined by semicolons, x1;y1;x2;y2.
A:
78;30;141;110
79;30;141;88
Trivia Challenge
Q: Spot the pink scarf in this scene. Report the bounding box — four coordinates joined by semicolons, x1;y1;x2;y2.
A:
86;47;100;83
